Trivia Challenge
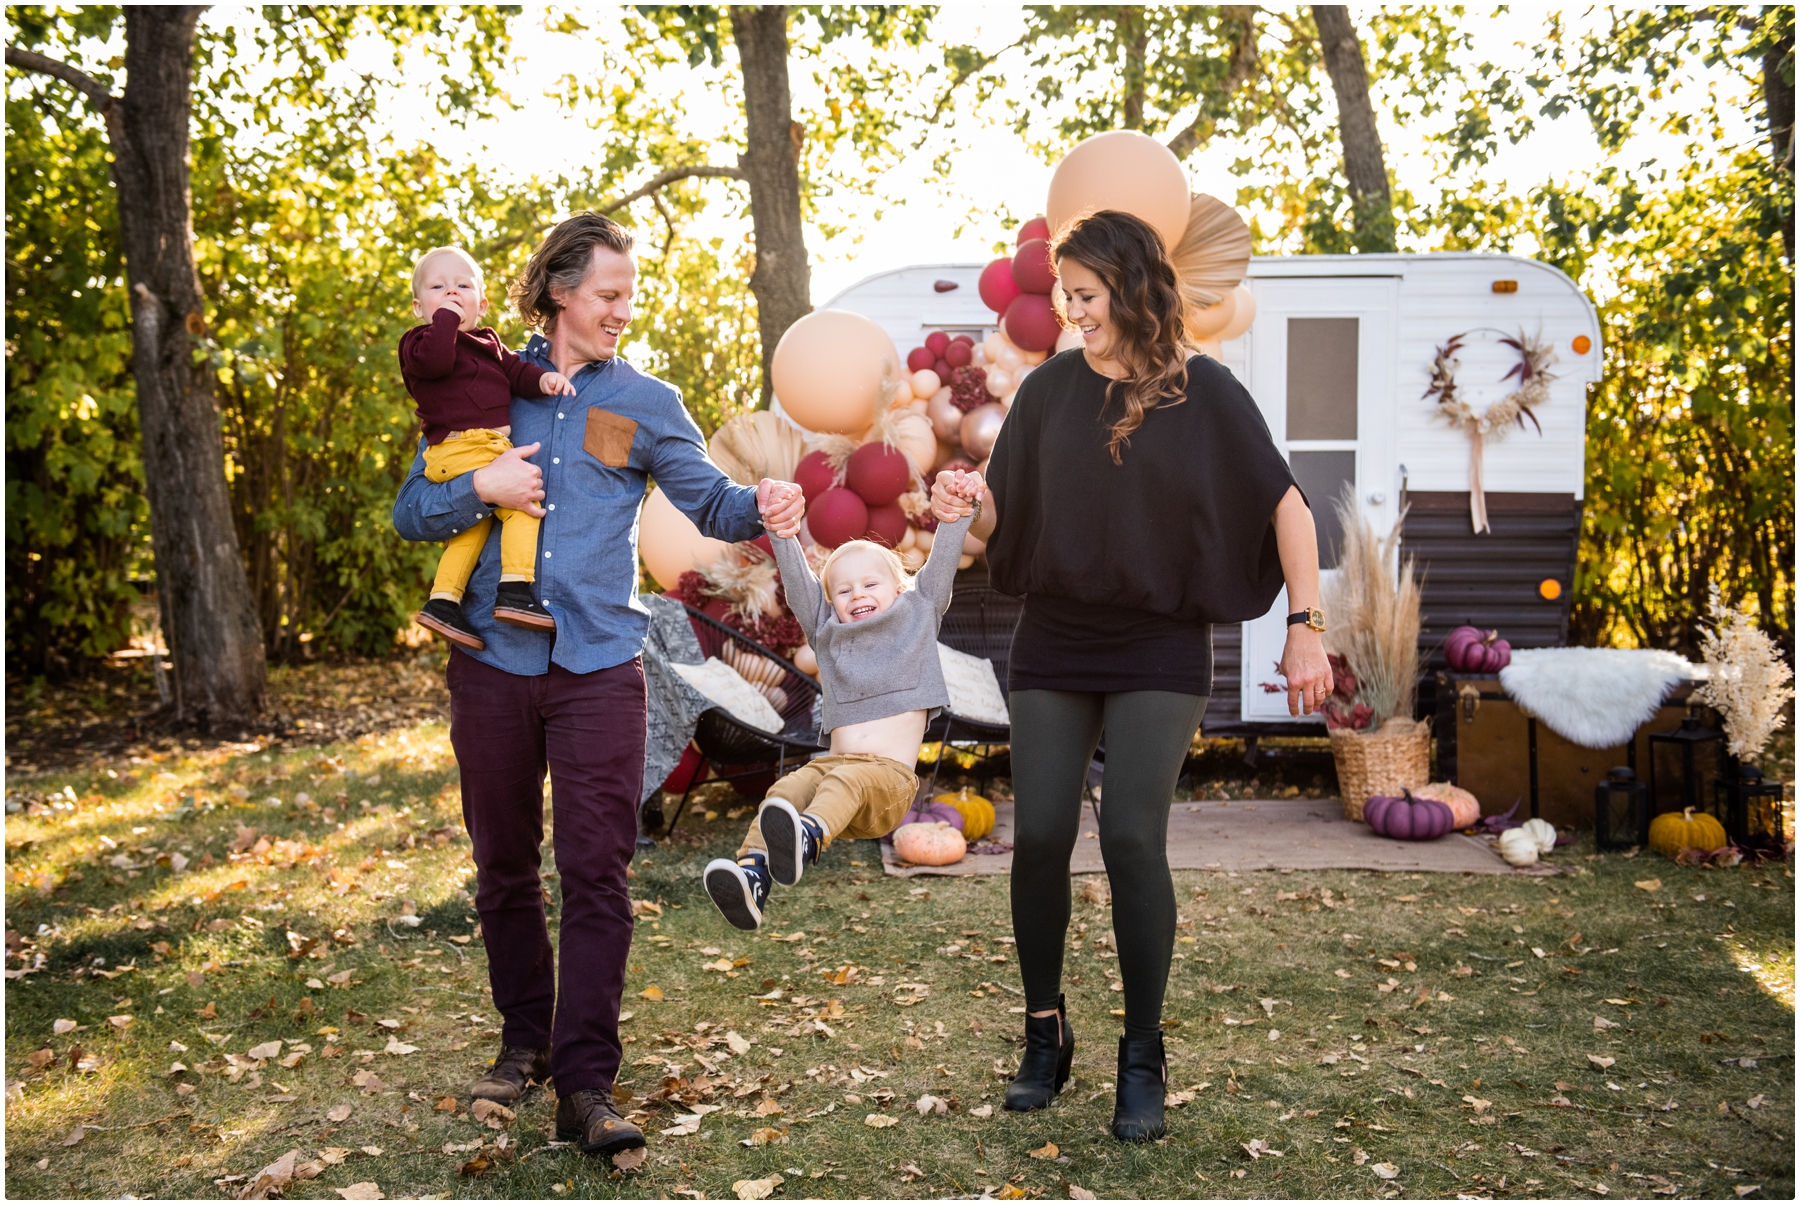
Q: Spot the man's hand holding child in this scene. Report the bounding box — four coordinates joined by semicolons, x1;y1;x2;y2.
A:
930;469;985;523
757;479;805;538
540;371;578;397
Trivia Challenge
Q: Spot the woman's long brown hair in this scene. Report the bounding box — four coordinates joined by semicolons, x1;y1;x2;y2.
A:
1050;210;1191;464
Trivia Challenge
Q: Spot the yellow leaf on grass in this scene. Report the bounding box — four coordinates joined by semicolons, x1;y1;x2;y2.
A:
732;1174;784;1200
1634;878;1662;892
995;1185;1028;1200
864;1113;899;1128
1029;1142;1059;1159
640;985;665;1001
1588;1054;1616;1069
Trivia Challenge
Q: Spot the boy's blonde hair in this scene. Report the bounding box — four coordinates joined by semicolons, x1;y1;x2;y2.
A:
411;246;485;297
820;539;913;594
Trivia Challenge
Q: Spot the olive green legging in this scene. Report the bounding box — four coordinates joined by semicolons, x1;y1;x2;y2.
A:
1009;689;1207;1041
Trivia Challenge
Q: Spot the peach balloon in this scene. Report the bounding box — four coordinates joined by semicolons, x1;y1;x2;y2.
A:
927;388;963;442
982;332;1007;361
1216;283;1257;341
770;308;898;434
963;531;988;556
957;553;976;570
890;377;916;407
910;368;942;398
1184;288;1237;340
890;409;939;479
1046;130;1192;249
638;486;733;591
959;402;1006;461
1000;391;1017;412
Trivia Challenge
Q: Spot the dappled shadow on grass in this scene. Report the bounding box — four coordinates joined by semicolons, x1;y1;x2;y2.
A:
5;714;1794;1200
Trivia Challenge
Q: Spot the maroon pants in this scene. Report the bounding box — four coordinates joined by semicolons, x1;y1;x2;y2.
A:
447;650;646;1095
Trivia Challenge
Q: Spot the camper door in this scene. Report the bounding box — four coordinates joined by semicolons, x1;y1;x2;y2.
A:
1238;275;1400;724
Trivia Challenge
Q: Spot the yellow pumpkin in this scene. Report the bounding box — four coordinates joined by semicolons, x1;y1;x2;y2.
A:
893;821;966;866
934;787;995;841
1648;806;1727;857
1416;782;1481;830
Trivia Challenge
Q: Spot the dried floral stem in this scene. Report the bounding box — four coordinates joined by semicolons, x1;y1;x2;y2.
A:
1321;489;1422;725
1692;586;1794;762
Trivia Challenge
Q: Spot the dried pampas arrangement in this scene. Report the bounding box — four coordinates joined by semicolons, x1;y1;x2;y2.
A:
708;411;807;487
1321;489;1422;726
1693;586;1795;761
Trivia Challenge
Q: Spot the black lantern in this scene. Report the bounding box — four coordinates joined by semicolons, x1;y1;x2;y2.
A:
1648;713;1725;821
1717;763;1789;850
1594;765;1649;851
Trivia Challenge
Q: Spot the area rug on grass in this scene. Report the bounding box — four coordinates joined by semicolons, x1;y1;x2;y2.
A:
1498;647;1697;749
881;797;1510;878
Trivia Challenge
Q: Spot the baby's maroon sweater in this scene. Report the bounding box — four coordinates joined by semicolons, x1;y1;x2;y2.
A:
399;307;548;446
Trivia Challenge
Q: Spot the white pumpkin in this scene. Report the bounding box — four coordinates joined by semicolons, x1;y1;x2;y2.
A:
1520;817;1556;854
1497;827;1539;867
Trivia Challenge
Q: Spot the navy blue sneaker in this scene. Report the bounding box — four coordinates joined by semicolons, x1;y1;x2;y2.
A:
704;854;771;931
759;798;826;886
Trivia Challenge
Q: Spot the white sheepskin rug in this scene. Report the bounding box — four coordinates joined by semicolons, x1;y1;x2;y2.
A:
1498;648;1697;749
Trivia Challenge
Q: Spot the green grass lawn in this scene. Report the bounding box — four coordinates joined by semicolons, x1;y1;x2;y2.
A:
4;711;1793;1200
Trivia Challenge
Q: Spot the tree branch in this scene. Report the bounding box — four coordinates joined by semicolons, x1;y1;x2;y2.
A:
4;45;119;112
599;163;745;214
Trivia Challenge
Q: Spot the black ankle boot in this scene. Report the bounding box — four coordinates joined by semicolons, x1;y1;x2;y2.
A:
1112;1033;1167;1142
1003;995;1074;1112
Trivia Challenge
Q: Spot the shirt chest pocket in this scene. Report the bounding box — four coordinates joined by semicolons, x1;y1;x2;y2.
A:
584;408;638;468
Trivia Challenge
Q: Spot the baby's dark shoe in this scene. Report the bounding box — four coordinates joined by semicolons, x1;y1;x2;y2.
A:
704;854;771;931
415;598;485;651
759;799;825;886
493;581;556;631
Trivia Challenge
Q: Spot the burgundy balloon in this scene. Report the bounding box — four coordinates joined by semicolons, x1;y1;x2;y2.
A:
864;502;909;549
933;357;953;381
906;346;936;373
951;333;975;347
1012;238;1056;295
925;330;951;356
1016;215;1051;245
809;487;869;548
944;341;972;368
978;257;1021;314
794;450;840;504
845;441;912;507
1004;292;1063;352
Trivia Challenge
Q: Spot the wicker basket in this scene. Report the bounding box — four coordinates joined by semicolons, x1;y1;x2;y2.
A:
1331;718;1432;821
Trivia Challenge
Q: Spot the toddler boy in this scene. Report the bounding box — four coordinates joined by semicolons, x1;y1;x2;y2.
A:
704;471;985;929
402;246;575;649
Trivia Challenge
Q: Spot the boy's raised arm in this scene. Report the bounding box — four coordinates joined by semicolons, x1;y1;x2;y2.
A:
915;512;973;617
400;307;462;380
768;533;829;642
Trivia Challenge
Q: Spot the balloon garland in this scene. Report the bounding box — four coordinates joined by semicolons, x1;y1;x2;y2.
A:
1424;330;1558;534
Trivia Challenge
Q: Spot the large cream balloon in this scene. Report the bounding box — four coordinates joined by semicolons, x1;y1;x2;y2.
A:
1046;130;1192;249
770;309;900;435
889;409;939;479
1184;288;1237;341
639;486;732;591
1216;283;1258;342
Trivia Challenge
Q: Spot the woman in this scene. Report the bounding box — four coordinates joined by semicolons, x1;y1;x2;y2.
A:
931;210;1332;1142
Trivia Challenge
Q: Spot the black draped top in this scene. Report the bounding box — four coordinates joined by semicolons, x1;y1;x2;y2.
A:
985;350;1300;696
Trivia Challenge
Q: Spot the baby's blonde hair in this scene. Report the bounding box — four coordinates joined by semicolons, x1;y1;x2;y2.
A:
411;246;485;298
820;539;913;595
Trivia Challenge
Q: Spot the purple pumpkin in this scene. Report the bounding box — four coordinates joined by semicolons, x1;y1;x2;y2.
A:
1364;789;1455;841
895;800;963;836
1445;626;1513;673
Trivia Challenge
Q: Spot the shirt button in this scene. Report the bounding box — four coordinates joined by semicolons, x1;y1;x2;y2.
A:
552;457;560;464
548;504;556;511
557;412;565;420
544;552;552;559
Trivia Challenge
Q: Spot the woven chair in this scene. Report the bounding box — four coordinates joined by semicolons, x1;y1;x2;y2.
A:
923;570;1023;798
662;603;827;836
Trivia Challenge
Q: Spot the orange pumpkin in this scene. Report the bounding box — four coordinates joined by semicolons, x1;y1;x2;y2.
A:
1416;782;1481;830
893;821;966;866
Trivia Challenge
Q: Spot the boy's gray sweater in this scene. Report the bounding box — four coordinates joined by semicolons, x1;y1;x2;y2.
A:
769;512;974;736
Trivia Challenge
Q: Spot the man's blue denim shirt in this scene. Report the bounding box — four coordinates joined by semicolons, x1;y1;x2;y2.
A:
392;336;763;676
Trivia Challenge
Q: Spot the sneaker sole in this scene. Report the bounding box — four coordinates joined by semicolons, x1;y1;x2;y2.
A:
556;1124;646;1155
759;799;808;886
493;606;557;631
415;610;486;651
703;859;763;931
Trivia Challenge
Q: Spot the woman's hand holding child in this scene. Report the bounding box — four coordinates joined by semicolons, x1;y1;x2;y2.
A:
930;469;985;523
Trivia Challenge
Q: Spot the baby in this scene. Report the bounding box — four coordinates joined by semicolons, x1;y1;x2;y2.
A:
401;246;576;650
704;470;985;930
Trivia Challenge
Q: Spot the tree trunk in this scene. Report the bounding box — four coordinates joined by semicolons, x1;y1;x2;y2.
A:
1312;5;1395;253
1121;9;1148;131
1764;29;1794;261
113;9;266;727
729;5;811;405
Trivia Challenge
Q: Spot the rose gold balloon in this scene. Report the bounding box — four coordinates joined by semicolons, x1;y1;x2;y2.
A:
770;308;899;435
927;388;964;442
1216;283;1257;341
1184;288;1237;340
959;402;1006;462
638;487;733;591
1046;130;1192;249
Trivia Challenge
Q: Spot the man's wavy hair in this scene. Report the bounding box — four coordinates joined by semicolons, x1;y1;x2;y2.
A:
509;211;634;331
1050;209;1191;464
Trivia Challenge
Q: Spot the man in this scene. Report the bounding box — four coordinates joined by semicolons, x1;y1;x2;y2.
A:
392;212;805;1156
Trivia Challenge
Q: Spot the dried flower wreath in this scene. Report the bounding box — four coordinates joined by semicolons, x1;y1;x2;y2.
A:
1423;330;1557;533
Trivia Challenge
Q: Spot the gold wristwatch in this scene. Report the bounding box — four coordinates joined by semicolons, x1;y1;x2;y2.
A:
1285;606;1326;633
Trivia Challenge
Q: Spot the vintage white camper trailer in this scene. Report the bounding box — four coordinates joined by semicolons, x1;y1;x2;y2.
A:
824;253;1604;735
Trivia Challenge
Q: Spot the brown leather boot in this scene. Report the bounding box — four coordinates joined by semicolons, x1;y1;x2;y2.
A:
470;1044;551;1105
555;1088;645;1155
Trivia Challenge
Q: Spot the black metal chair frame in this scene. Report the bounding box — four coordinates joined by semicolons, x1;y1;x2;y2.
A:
662;603;827;837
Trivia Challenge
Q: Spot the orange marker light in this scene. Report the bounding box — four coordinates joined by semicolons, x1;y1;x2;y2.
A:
1491;280;1518;293
1539;579;1563;601
1571;335;1592;354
